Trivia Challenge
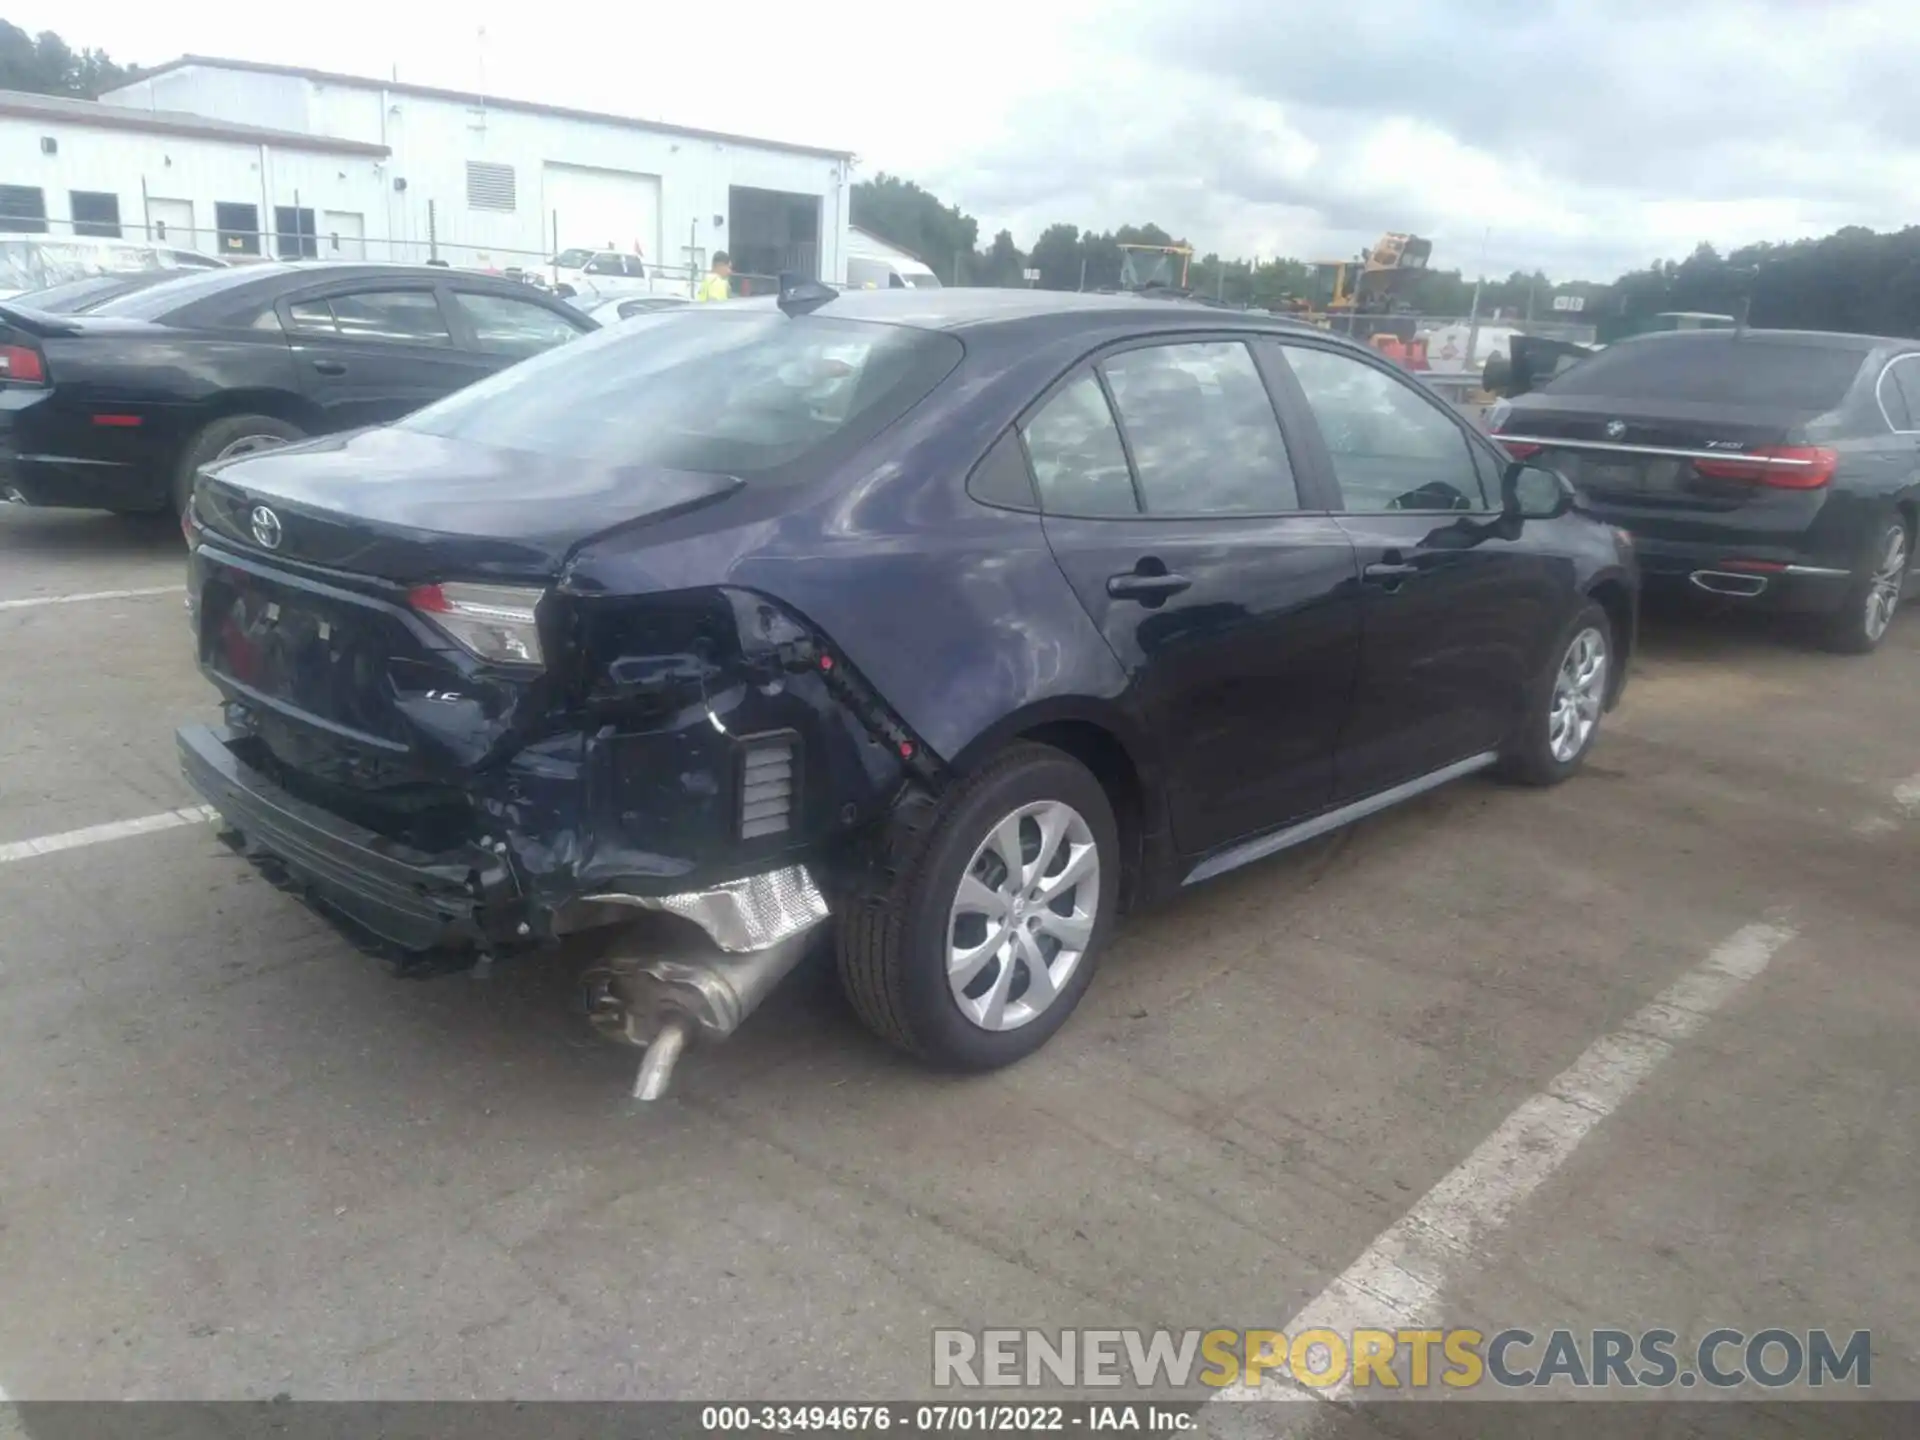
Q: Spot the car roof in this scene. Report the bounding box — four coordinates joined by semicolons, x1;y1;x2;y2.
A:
94;261;563;321
725;287;1323;336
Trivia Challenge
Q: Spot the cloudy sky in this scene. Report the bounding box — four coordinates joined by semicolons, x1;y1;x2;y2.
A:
24;0;1920;279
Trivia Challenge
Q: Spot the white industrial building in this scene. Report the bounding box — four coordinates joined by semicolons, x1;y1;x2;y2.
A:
0;56;853;286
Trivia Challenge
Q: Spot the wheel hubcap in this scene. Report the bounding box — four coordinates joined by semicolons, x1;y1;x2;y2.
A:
1548;626;1608;764
214;434;289;462
947;799;1100;1032
1865;524;1908;642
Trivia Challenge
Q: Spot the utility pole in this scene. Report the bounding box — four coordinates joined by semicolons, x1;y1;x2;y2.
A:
1464;225;1491;379
1077;256;1087;293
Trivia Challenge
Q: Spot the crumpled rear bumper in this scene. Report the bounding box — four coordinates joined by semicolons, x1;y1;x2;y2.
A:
179;722;522;952
179;722;834;958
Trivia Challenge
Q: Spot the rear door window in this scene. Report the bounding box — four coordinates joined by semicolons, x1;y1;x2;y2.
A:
1539;337;1865;411
323;289;452;344
1282;344;1488;512
1020;372;1138;516
1100;341;1300;514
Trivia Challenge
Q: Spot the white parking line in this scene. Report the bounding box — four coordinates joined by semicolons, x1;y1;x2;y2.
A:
1212;918;1797;1420
0;806;215;866
0;584;184;613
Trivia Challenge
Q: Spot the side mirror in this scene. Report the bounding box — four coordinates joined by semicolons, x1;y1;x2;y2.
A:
1503;461;1576;520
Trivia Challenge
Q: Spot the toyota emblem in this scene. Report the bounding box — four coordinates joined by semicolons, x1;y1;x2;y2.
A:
1604;419;1628;440
249;505;284;550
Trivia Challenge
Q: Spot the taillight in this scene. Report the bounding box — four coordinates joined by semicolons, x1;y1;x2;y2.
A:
1692;445;1836;490
0;344;45;385
1498;438;1542;460
408;582;546;667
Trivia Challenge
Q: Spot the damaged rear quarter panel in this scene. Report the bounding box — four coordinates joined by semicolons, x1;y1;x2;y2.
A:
557;321;1153;782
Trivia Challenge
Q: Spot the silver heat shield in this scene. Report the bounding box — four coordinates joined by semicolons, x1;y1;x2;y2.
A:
586;864;829;953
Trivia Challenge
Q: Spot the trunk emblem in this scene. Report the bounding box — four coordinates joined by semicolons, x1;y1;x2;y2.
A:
1604;420;1627;440
249;505;284;550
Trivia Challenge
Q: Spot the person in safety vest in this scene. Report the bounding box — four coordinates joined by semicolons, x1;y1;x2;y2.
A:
697;251;733;302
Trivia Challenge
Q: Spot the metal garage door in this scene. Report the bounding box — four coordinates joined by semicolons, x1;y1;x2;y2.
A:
541;163;663;272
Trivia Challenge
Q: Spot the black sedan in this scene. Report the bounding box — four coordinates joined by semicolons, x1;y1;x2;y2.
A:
176;287;1636;1095
0;261;596;518
1492;327;1920;652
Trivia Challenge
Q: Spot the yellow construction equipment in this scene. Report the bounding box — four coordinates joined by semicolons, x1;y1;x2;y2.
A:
1309;232;1433;317
1117;243;1193;291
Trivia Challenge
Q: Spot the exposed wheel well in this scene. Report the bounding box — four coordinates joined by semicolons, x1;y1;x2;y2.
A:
202;390;326;438
1015;719;1149;910
1587;578;1634;703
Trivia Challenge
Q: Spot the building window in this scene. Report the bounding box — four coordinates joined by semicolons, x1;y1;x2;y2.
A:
274;206;317;259
0;186;47;234
465;161;516;213
215;202;261;256
70;191;121;239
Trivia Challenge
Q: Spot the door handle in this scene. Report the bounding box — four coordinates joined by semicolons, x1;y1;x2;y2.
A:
1107;571;1192;601
311;359;347;376
1362;561;1420;590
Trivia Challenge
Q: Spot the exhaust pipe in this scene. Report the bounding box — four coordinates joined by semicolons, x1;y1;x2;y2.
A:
1689;569;1769;598
581;865;828;1101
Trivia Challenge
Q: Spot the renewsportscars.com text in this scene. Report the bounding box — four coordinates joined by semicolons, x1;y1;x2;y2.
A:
933;1327;1871;1392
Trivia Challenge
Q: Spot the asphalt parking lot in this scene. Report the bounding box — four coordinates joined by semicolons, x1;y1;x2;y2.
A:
2;502;1917;1421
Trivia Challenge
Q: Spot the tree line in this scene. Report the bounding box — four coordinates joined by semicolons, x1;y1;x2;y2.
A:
0;19;133;97
852;172;1920;339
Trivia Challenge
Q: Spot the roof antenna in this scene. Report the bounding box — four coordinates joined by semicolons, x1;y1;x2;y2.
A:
777;271;837;317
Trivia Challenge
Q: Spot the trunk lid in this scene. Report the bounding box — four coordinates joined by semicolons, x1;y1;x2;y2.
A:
1491;334;1864;521
197;425;744;584
1494;393;1797;509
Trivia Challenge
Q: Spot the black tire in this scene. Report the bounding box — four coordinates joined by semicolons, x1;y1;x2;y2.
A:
1819;512;1910;655
1496;601;1613;787
171;414;305;520
837;743;1120;1070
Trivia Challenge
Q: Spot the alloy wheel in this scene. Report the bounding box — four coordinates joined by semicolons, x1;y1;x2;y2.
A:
947;799;1100;1032
1548;626;1609;764
1864;523;1909;643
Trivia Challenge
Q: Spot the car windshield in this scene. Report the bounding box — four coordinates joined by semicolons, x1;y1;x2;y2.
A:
400;308;963;481
552;248;594;268
1538;337;1865;410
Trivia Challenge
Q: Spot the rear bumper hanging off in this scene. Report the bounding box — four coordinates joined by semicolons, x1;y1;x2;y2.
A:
178;722;519;951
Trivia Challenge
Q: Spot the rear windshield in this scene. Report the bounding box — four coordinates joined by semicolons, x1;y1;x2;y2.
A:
90;266;278;319
400;309;963;482
1539;336;1865;410
13;272;169;313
